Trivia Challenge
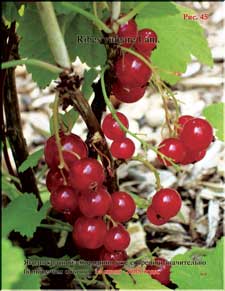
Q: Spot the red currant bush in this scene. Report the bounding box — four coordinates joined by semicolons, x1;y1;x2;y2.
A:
99;248;128;269
110;137;135;159
104;224;130;252
135;29;158;55
145;257;171;286
102;112;129;140
147;206;169;226
112;82;146;103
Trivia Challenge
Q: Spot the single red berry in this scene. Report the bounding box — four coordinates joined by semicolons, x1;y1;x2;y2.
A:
180;118;213;151
117;18;138;48
50;186;78;214
104;225;130;252
109;191;136;222
157;138;187;166
46;169;67;192
102;112;129;140
180;149;206;165
64;208;82;225
115;53;152;88
73;217;107;249
145;257;171;286
147;206;169;225
135;29;158;54
44;133;88;169
79;188;112;218
176;115;194;136
112;82;146;103
151;188;182;219
100;248;128;269
69;158;105;191
110;138;135;159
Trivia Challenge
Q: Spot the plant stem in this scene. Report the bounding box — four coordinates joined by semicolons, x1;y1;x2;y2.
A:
60;2;112;34
36;2;71;68
117;3;148;24
1;59;62;73
47;216;72;227
38;223;72;232
111;2;121;21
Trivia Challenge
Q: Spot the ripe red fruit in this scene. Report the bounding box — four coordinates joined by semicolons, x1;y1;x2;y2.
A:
180;118;213;151
46;168;70;192
102;112;129;140
145;257;171;286
69;158;105;191
115;53;152;88
135;29;158;54
176;115;193;136
44;133;88;169
117;18;138;48
104;225;130;252
79;188;112;218
64;208;82;225
151;188;182;219
110;138;135;159
157;138;187;166
180;149;206;165
109;191;136;222
147;206;169;225
50;186;78;214
100;248;128;269
112;82;146;103
73;217;107;249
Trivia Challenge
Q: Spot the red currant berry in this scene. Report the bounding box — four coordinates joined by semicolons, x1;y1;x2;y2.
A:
79;188;112;218
112;82;146;103
69;158;105;191
145;257;171;286
157;138;187;166
115;53;152;88
50;186;78;214
180;149;206;165
46;169;68;192
151;188;182;219
135;29;158;54
102;112;129;140
110;138;135;159
109;191;136;222
44;133;88;169
64;208;82;225
180;118;213;151
73;217;107;249
104;225;130;252
147;206;169;225
100;248;128;269
176;115;193;136
117;18;138;48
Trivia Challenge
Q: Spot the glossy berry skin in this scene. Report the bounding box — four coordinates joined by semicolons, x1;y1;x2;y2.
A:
145;257;171;286
180;149;206;165
104;225;130;252
147;206;169;226
100;248;128;269
73;217;107;249
69;158;105;191
135;29;158;54
177;115;193;136
109;191;136;222
117;18;138;48
110;138;135;159
102;112;129;140
157;138;187;166
115;53;152;88
180;118;213;151
64;208;82;225
79;188;112;218
46;169;70;192
151;188;182;219
44;133;88;169
112;82;146;103
50;186;78;214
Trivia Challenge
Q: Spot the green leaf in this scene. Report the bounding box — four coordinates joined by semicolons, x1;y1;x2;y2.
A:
82;68;98;99
171;237;224;289
12;274;41;289
136;3;213;84
17;5;58;88
2;194;50;238
18;148;44;173
2;175;22;200
110;271;169;290
2;238;25;289
2;2;22;22
61;108;79;131
129;192;149;209
203;103;225;141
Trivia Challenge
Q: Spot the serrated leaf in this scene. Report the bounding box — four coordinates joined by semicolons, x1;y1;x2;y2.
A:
2;194;50;238
171;237;224;289
110;271;169;289
18;148;44;173
203;103;225;141
12;274;41;289
136;3;213;84
2;175;22;200
2;238;25;289
82;68;98;99
17;5;58;88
